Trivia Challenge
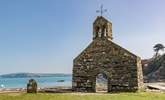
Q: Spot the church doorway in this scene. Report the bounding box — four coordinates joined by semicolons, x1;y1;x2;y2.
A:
95;73;108;93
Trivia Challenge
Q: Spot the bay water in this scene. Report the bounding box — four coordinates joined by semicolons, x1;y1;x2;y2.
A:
0;76;72;89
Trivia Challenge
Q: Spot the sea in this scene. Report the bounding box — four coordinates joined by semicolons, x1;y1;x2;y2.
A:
0;76;72;89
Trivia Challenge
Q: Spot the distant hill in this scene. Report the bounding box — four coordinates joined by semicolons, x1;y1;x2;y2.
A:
142;54;165;82
0;73;71;78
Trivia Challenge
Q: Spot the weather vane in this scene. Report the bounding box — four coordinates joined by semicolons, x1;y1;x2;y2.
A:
96;4;107;16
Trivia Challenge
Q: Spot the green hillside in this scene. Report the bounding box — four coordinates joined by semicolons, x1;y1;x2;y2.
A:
0;73;71;78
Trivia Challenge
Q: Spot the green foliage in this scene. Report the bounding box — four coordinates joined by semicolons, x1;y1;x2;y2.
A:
0;92;165;100
154;44;165;52
153;44;165;58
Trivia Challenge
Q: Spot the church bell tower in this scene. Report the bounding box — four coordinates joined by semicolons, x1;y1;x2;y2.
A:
93;5;112;41
93;16;112;40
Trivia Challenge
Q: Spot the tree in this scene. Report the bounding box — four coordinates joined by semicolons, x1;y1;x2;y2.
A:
153;43;165;58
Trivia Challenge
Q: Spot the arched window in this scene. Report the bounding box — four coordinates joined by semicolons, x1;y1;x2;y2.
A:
95;26;100;38
96;73;108;92
101;25;107;38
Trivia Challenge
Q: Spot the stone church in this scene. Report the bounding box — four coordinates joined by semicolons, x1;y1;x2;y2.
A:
72;16;144;92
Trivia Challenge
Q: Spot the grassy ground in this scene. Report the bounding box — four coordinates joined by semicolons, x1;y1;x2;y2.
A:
0;92;165;100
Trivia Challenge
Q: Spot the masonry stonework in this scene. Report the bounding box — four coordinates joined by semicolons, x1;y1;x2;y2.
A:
72;16;144;92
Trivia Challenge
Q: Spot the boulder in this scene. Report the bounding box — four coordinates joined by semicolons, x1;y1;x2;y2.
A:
27;79;37;93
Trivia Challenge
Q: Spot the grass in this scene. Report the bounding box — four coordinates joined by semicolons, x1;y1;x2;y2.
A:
0;92;165;100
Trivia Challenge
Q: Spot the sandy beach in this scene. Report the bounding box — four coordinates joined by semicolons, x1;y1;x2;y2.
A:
1;82;165;94
0;86;73;94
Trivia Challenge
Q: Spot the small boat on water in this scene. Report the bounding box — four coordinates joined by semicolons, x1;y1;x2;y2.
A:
56;80;65;82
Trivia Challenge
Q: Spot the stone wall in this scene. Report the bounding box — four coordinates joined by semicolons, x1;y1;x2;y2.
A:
72;38;144;92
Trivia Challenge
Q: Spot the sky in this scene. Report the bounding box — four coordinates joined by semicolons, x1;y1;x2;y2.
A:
0;0;164;74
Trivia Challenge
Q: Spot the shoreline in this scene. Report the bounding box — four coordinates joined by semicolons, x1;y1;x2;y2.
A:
0;86;72;93
1;82;165;94
0;88;25;94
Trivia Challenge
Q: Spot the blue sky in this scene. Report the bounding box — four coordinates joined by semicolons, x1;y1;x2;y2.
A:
0;0;164;74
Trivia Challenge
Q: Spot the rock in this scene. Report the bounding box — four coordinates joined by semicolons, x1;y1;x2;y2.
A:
27;79;37;93
142;54;165;82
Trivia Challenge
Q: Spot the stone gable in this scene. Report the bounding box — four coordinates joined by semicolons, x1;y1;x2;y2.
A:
72;16;143;92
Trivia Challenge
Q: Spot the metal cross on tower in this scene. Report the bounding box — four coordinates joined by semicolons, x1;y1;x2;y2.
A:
96;4;107;16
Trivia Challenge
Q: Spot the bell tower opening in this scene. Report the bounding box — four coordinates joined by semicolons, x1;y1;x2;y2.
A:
93;16;112;40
